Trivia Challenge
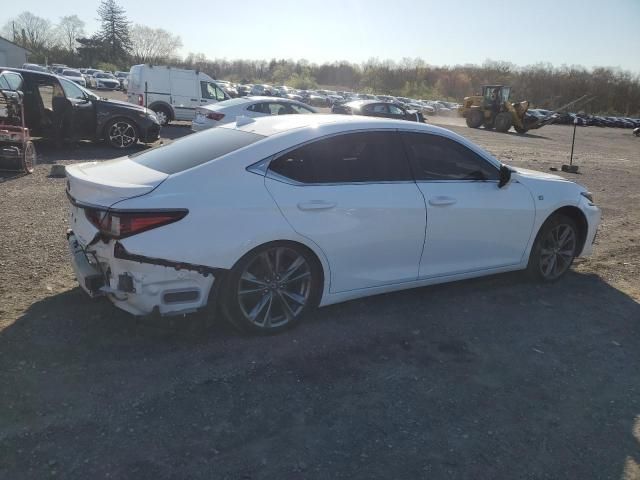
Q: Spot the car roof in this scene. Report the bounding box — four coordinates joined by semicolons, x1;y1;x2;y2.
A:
222;113;438;138
1;67;58;80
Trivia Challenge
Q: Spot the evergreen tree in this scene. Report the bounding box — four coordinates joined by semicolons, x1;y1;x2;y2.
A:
96;0;131;64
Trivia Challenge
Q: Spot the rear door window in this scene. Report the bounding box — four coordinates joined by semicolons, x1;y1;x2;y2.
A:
268;131;412;184
130;128;265;174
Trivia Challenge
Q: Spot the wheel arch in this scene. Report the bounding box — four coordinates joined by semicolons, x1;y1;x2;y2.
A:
100;114;140;141
227;239;328;304
540;206;589;255
148;101;174;121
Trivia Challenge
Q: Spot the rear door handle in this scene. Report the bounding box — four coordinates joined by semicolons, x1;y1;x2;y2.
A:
429;196;457;206
190;98;198;101
297;200;337;211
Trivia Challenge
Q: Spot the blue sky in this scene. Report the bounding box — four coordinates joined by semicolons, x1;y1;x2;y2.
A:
4;0;640;72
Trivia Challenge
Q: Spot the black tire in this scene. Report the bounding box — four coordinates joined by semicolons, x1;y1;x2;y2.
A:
483;120;494;130
104;118;139;149
152;105;171;126
526;214;579;282
514;126;528;134
494;112;513;132
466;109;483;128
221;242;322;335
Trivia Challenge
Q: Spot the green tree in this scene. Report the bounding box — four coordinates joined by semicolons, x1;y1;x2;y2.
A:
96;0;131;65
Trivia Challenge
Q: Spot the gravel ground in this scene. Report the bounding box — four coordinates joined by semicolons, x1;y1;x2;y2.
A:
1;97;639;479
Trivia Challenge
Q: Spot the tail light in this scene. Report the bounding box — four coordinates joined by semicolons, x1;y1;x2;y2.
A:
137;94;144;106
85;208;188;239
206;112;225;121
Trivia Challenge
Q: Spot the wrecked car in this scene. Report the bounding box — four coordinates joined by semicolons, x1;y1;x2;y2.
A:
1;68;160;149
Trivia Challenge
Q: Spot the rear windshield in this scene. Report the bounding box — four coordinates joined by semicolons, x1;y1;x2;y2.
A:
130;128;265;174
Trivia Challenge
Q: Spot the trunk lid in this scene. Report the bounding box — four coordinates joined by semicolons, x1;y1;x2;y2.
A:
66;157;169;207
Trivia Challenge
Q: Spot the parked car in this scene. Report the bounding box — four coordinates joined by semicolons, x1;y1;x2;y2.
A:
65;114;600;334
333;100;425;122
191;96;317;131
236;85;252;97
2;68;160;149
21;63;49;73
61;69;87;87
249;84;274;96
90;72;121;90
126;64;230;125
114;71;129;90
82;68;102;84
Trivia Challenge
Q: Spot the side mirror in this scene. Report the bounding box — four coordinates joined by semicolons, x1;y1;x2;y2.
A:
498;165;512;188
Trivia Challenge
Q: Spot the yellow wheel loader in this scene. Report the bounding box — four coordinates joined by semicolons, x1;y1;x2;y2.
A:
458;85;550;134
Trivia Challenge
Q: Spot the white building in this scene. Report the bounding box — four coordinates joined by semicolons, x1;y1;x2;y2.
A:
0;36;30;68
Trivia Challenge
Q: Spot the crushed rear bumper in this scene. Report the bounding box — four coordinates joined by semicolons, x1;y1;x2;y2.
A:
67;230;223;316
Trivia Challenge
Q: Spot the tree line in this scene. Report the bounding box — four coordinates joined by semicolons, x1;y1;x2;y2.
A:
3;3;639;115
2;1;182;73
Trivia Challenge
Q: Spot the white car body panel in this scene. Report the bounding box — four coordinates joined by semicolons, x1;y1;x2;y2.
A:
265;179;426;292
417;180;535;277
65;115;601;317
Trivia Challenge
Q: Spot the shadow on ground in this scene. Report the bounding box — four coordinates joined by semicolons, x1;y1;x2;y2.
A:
1;271;639;479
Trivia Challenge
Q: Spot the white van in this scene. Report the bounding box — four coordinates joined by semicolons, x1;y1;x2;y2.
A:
127;64;229;125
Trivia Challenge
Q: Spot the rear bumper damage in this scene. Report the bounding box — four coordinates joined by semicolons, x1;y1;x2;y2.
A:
67;230;223;316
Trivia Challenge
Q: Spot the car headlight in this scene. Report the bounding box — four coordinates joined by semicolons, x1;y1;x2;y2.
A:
580;191;594;204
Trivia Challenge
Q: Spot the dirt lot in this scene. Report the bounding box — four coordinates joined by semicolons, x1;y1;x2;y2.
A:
1;95;639;479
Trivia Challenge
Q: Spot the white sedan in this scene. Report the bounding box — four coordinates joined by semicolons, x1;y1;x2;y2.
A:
66;115;600;334
191;96;317;131
61;69;86;87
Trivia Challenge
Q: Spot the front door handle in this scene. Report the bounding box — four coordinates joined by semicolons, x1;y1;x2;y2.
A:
190;98;198;101
297;200;337;211
429;196;457;206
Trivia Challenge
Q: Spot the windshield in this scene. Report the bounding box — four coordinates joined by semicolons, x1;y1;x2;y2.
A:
97;73;115;79
62;70;81;76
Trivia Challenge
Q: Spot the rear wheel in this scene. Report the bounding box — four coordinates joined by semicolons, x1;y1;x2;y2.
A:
527;214;578;282
105;118;139;149
152;105;171;126
466;109;483;128
494;112;513;132
222;243;321;335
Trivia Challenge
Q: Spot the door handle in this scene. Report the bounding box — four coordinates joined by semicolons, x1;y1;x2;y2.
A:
429;196;457;206
297;200;337;211
190;98;198;101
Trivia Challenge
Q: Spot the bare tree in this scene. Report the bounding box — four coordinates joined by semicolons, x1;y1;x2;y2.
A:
2;11;56;52
130;24;182;64
56;15;85;53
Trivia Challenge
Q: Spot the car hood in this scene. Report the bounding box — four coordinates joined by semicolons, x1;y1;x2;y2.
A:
94;97;148;114
510;166;568;182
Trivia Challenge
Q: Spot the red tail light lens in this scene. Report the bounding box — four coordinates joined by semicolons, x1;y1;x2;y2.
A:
206;112;225;121
85;208;188;239
137;94;144;106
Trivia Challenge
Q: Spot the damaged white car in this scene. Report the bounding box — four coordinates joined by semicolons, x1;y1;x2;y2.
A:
66;114;600;334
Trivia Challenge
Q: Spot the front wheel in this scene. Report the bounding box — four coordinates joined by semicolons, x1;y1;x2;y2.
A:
466;109;483;128
527;214;578;282
105;119;139;149
222;243;321;335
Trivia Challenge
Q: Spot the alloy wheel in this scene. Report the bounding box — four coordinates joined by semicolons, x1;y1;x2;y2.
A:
108;121;137;148
237;247;312;329
538;223;577;280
